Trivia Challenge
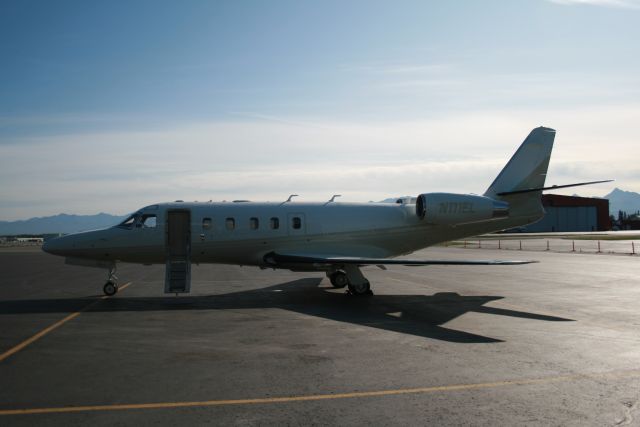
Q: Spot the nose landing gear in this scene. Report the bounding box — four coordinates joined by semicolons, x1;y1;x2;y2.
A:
103;264;119;296
103;281;118;296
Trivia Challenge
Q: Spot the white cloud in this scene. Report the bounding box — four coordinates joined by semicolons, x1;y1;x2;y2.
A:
1;105;639;220
548;0;640;9
340;63;452;75
376;71;640;107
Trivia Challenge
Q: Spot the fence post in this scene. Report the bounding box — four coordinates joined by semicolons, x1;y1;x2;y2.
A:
546;240;549;251
519;240;522;251
597;241;601;253
498;240;501;250
572;240;575;252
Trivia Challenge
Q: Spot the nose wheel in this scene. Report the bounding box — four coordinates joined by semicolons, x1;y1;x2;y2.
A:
103;281;118;296
103;264;119;296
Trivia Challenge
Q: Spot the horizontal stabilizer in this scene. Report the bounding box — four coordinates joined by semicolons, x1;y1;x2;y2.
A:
496;180;613;196
264;252;536;266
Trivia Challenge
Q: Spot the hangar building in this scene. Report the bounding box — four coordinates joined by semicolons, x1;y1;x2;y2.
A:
517;194;610;232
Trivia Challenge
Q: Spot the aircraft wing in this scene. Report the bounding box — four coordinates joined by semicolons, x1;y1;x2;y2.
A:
263;251;536;267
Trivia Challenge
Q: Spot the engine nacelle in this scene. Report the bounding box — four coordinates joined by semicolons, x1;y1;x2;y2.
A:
416;193;509;225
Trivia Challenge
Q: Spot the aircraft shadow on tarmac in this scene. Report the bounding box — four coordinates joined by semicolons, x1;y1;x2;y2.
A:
0;278;573;343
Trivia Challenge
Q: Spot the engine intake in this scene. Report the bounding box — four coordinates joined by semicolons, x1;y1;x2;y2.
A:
416;193;509;225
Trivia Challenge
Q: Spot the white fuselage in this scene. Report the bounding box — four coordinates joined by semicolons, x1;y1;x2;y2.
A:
43;200;540;267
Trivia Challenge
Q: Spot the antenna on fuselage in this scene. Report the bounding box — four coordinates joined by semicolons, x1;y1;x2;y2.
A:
328;194;341;202
285;194;298;202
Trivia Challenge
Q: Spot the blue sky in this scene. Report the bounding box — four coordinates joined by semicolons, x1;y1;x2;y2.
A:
1;0;639;220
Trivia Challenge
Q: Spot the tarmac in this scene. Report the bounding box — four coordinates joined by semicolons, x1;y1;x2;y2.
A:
1;246;640;426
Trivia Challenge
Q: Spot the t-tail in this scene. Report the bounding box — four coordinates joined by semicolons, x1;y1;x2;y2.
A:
483;126;611;228
484;126;556;226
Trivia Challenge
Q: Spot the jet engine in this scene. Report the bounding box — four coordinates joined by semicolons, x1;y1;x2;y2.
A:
415;193;509;225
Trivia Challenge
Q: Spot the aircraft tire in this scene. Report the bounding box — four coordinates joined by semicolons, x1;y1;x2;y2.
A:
103;281;118;296
347;280;371;296
329;271;348;288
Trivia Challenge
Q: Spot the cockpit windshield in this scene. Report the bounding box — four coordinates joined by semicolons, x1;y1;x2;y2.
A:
117;212;157;229
119;215;137;228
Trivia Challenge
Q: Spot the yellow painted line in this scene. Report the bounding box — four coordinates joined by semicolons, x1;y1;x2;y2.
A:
0;312;82;363
2;369;639;416
0;282;131;363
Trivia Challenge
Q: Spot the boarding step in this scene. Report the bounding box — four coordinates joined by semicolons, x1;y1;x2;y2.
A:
164;259;191;294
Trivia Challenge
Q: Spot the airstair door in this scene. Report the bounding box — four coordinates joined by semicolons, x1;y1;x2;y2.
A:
165;210;191;294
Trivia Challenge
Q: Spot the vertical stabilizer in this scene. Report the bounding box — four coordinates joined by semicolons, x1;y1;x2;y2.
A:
484;127;555;199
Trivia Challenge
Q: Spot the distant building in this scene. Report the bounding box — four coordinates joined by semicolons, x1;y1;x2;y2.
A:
515;194;610;232
618;218;640;231
16;237;44;243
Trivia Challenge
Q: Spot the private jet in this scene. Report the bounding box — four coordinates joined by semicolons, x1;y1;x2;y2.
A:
42;127;610;296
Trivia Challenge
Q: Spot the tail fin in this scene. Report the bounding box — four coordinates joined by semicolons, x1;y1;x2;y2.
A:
484;127;556;199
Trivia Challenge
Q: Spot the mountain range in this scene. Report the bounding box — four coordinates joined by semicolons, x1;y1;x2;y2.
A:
0;213;126;235
1;189;639;235
604;188;640;216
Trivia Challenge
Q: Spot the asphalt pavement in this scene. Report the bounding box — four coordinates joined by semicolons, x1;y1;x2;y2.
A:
1;247;639;426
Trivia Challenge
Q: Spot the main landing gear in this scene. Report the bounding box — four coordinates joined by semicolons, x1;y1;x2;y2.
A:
327;265;372;296
103;264;119;296
329;271;349;288
347;280;372;296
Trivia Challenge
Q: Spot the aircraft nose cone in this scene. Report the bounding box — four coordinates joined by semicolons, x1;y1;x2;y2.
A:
42;236;68;256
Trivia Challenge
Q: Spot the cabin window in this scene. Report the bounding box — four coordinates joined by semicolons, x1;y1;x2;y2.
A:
292;216;302;230
226;217;235;230
140;214;157;228
270;217;280;230
202;218;212;230
250;217;259;230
